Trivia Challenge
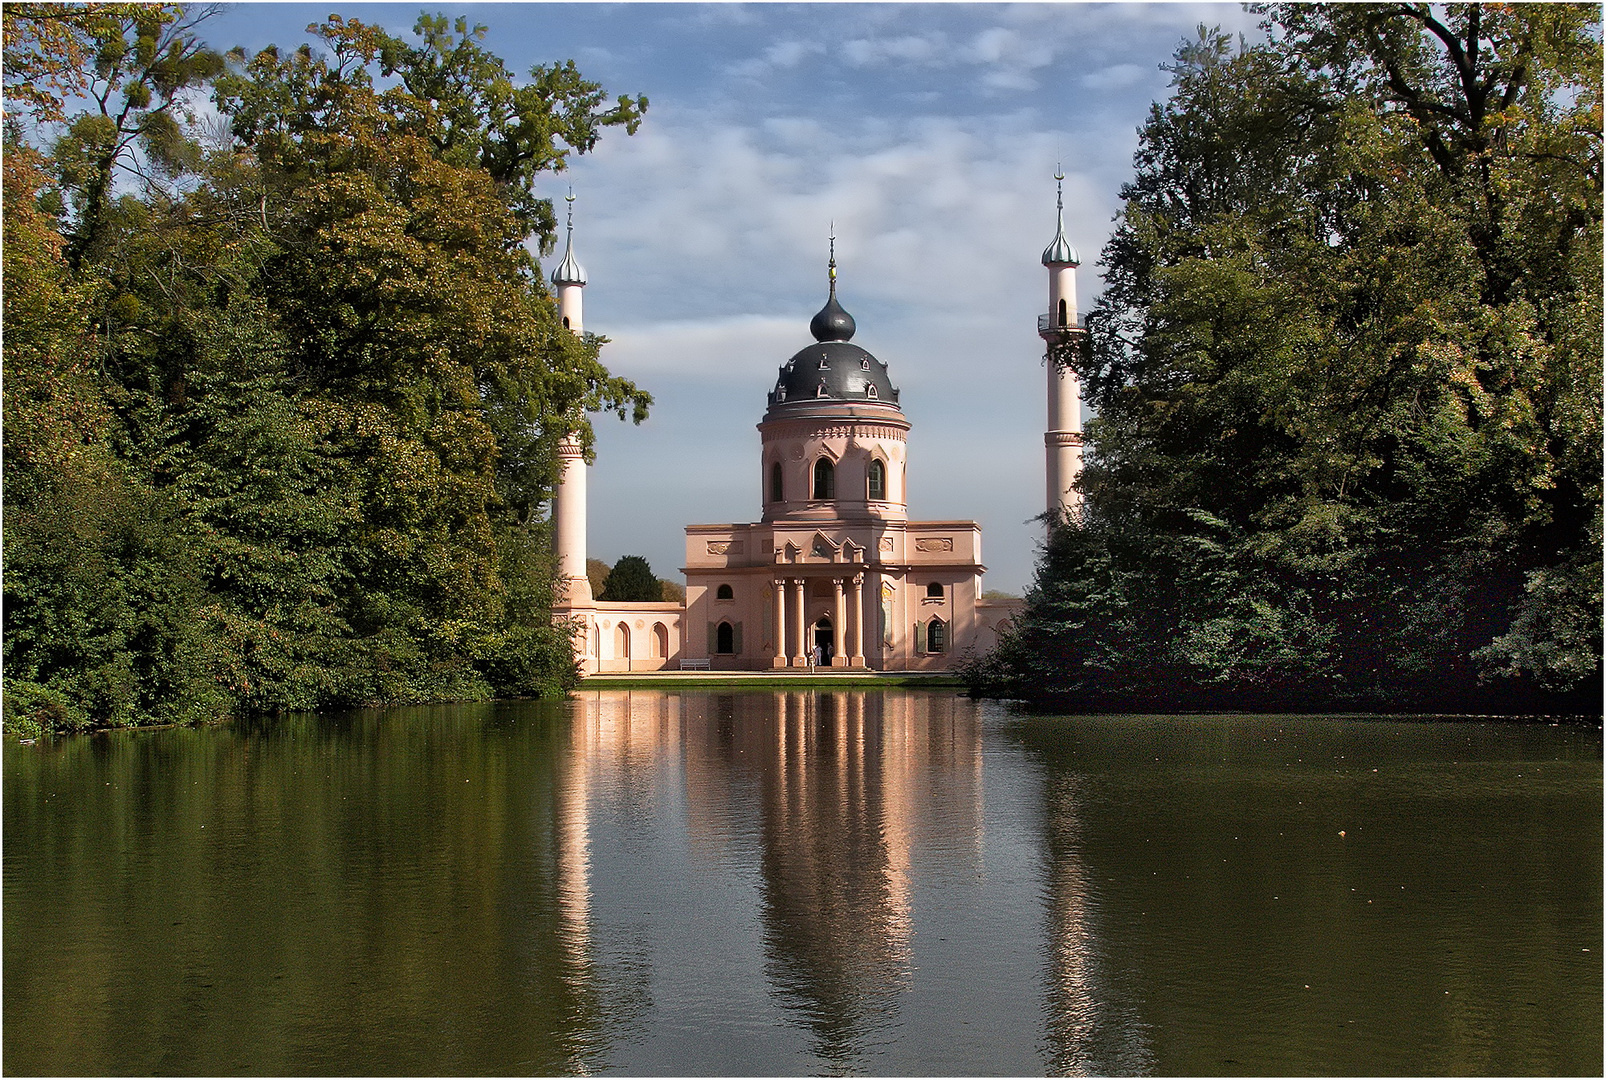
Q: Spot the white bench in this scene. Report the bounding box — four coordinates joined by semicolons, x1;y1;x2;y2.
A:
679;658;712;671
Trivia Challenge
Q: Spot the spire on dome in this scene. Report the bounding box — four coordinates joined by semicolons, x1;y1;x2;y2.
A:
810;223;856;342
551;189;588;286
1041;168;1080;267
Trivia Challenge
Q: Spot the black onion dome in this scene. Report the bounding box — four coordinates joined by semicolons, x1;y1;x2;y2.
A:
767;339;900;410
769;251;899;410
809;292;856;342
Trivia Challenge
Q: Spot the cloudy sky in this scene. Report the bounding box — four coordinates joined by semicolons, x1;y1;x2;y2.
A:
202;2;1262;593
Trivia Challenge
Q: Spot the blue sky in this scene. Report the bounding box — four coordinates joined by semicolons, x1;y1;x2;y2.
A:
200;2;1262;593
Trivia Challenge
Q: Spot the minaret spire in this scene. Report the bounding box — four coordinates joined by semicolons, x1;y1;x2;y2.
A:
1042;166;1080;267
551;188;588;288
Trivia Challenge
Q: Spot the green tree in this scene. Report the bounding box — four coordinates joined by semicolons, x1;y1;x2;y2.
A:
2;115;226;734
7;4;225;268
586;557;612;599
4;9;646;729
978;5;1601;710
600;556;660;603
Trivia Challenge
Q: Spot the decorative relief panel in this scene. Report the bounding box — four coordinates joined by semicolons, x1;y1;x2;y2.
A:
915;537;954;552
706;541;745;555
879;537;895;551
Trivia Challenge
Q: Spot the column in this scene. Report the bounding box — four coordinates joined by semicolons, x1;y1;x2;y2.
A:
791;578;807;667
552;436;591;605
831;578;846;667
772;580;788;668
850;574;866;667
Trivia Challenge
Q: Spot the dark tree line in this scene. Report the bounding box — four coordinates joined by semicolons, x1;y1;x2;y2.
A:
966;4;1601;712
3;5;650;733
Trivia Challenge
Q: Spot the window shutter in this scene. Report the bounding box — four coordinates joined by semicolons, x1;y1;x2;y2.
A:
914;621;925;654
733;622;744;656
707;622;717;655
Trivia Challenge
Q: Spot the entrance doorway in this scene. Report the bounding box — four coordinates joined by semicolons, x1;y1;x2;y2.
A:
813;617;834;667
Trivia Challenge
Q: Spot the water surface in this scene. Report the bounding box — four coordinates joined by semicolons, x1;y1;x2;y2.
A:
5;691;1599;1074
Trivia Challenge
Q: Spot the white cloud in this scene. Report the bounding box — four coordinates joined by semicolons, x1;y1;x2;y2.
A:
1081;63;1150;92
729;38;825;80
842;33;947;68
602;316;801;380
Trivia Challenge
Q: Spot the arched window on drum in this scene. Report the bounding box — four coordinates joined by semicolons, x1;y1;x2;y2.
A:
867;459;886;501
813;458;835;500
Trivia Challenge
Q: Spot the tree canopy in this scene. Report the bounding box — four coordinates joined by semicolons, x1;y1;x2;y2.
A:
969;4;1601;711
599;556;661;604
3;6;650;733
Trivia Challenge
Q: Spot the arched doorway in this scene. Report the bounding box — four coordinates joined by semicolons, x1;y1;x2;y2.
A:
813;617;834;666
615;623;631;667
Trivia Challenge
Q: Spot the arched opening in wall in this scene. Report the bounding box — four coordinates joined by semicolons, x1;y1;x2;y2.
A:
651;622;668;659
716;621;735;654
868;459;886;501
769;461;783;503
926;581;944;599
926;617;947;654
590;624;600;658
716;583;734;600
813;458;835;500
563;315;571;330
1058;298;1067;325
615;623;631;660
813;617;834;665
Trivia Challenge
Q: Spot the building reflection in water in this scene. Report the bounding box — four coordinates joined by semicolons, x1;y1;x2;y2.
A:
760;691;915;1064
566;689;1149;1073
568;689;985;1069
1038;771;1153;1075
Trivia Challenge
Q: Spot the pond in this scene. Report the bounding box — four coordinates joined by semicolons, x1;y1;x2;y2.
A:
5;690;1600;1075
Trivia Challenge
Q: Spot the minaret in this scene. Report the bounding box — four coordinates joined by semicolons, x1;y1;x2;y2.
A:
551;192;592;605
1038;169;1084;521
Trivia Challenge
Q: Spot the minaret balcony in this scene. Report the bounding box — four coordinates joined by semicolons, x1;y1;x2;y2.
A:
1037;313;1087;340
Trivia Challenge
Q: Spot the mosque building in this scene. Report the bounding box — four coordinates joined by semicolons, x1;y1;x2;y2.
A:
550;181;1084;673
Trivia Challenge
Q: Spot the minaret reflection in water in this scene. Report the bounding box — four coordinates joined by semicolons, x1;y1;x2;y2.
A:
1038;772;1153;1075
552;691;681;1069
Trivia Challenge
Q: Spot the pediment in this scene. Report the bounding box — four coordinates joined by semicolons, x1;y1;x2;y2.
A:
810;532;841;561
